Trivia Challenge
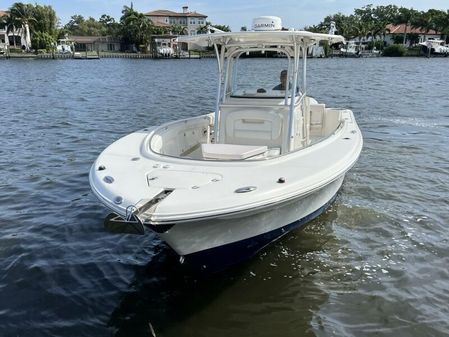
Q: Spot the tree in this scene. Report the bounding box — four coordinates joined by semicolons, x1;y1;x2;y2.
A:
315;13;359;39
170;24;188;35
99;14;120;36
65;14;84;33
99;14;115;26
31;4;57;37
372;5;400;43
64;14;117;36
393;7;420;45
197;21;211;34
8;2;36;51
31;31;55;51
197;21;231;34
240;26;247;31
80;17;106;35
354;5;393;41
120;5;154;51
430;10;449;42
213;24;231;32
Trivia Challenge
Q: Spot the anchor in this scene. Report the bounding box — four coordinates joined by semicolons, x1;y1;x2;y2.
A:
104;189;174;235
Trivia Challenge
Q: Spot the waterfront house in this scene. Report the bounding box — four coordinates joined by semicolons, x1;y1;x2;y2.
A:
70;35;121;52
385;24;441;46
144;6;207;36
0;10;7;53
0;9;30;52
145;6;207;52
0;10;9;54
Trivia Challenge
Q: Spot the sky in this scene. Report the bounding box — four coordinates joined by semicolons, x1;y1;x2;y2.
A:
1;0;449;30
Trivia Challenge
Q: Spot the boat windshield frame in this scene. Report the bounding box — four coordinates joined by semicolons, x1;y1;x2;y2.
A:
179;31;345;152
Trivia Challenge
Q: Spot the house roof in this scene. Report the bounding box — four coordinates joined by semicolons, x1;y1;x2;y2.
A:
386;24;440;35
0;10;9;17
144;9;207;18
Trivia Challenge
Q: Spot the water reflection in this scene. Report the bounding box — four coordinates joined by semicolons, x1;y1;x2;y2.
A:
108;203;341;337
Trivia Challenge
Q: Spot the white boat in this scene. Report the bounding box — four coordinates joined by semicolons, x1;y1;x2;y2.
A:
155;38;175;57
56;38;73;54
419;39;449;56
89;17;363;270
341;41;360;57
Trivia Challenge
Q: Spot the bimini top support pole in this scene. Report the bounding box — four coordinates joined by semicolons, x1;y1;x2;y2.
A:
213;43;225;143
286;41;301;152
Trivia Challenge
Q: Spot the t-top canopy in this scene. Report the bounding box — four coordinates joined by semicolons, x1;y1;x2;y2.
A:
178;30;345;47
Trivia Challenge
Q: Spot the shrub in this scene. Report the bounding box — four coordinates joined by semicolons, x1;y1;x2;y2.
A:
9;48;23;53
392;35;405;44
374;40;385;51
383;44;406;57
31;31;56;52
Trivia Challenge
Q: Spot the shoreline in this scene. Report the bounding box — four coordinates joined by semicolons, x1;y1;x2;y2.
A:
0;50;443;60
0;51;216;60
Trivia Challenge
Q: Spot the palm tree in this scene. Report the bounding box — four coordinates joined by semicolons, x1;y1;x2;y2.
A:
394;7;419;46
197;21;212;34
9;2;35;51
120;5;154;51
4;13;20;48
170;24;188;35
431;10;449;42
376;6;400;45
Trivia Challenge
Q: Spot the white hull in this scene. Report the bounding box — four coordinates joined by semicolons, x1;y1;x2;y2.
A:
158;175;344;256
90;107;361;262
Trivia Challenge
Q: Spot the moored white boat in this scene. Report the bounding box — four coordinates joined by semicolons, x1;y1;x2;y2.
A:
155;38;175;57
419;38;449;56
89;17;363;270
56;38;74;54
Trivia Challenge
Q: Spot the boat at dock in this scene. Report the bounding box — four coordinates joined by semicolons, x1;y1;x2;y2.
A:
154;37;176;58
56;38;74;54
419;38;449;56
89;16;363;270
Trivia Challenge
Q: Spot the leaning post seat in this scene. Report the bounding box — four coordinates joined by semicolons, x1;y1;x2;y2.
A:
217;105;290;152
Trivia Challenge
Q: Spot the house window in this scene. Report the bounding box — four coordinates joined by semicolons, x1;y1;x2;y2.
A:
198;20;204;25
76;43;87;51
108;43;115;51
190;19;196;25
8;35;21;46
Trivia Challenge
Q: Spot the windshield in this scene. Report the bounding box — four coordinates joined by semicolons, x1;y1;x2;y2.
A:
229;55;293;98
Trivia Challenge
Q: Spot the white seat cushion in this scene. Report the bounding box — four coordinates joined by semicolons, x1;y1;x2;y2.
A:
201;144;267;160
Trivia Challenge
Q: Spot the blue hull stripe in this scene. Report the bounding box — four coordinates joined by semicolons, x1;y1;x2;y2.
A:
182;194;337;272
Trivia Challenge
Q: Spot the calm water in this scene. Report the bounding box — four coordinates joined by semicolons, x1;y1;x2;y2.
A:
0;56;448;337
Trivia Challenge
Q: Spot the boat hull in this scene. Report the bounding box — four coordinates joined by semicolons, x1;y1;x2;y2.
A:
151;175;344;270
